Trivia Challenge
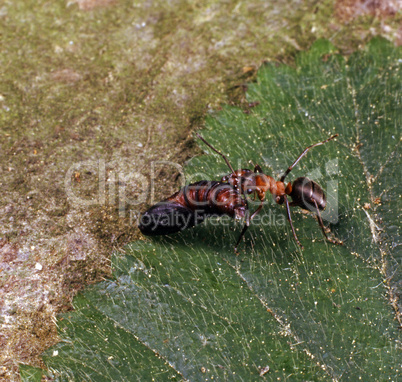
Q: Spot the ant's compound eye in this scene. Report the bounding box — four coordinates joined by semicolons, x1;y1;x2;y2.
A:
247;189;253;194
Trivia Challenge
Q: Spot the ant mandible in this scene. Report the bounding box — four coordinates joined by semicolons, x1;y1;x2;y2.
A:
195;132;342;251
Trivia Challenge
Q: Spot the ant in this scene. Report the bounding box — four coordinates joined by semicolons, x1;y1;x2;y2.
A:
195;133;342;250
139;133;342;252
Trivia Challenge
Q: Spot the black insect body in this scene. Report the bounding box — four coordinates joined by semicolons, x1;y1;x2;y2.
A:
139;133;342;251
139;180;247;236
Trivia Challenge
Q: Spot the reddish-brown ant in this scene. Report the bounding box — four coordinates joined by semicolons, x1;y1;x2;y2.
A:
195;133;342;250
139;133;342;252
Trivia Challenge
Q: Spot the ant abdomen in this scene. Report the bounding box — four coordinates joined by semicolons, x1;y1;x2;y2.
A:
290;177;326;211
139;201;201;235
139;180;247;237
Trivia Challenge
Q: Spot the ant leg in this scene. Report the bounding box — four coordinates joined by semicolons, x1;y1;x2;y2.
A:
250;202;264;220
253;191;257;201
234;224;250;254
280;134;338;182
284;195;304;249
254;164;263;173
234;202;264;253
313;200;343;245
196;133;235;173
249;161;263;173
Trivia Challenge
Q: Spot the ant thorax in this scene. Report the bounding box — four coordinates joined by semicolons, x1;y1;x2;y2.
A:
222;170;277;199
221;169;254;194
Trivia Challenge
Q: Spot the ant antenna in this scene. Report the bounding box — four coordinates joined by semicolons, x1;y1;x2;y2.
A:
280;134;338;182
196;133;235;173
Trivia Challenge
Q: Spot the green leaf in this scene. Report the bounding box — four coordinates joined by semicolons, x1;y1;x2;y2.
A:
43;38;401;381
19;364;43;382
